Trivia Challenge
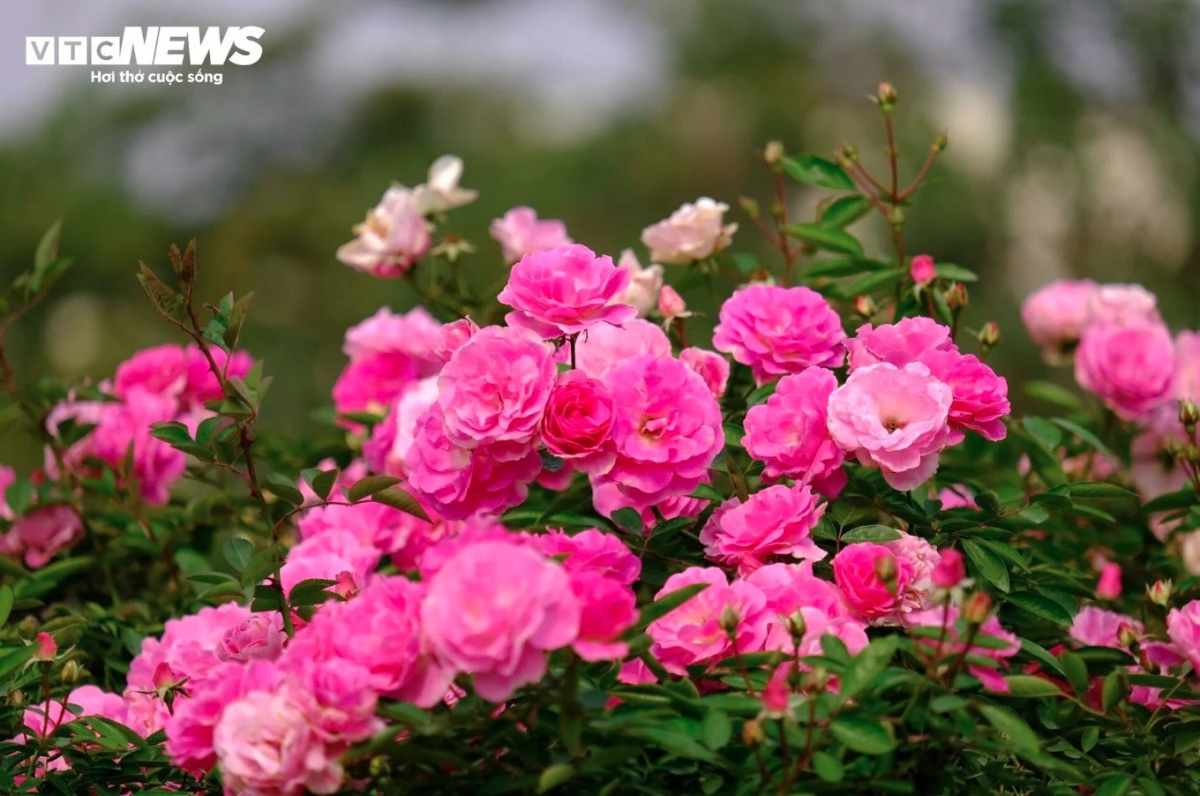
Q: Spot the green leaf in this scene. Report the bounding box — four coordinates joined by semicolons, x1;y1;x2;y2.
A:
1100;669;1125;712
933;263;978;283
1060;482;1136;500
962;539;1010;593
803;258;893;280
628;726;717;761
782;154;855;190
977;703;1040;754
784;223;864;257
689;483;725;502
0;645;35;680
1007;591;1074;626
820;196;872;228
0;585;11;627
611;507;644;534
1057;650;1089;698
34;220;62;275
1001;675;1064;698
1025;381;1082;412
701;710;732;750
348;476;402;503
224;537;255;572
372;487;431;522
1081;725;1099;753
636;583;710;629
830;717;896;754
841;524;901;543
839;637;900;702
288;578;337;607
1051;417;1115;461
537;763;575;793
841;270;901;299
262;473;304;505
1094;774;1133;796
1022;417;1062;450
223;291;254;350
812;750;845;782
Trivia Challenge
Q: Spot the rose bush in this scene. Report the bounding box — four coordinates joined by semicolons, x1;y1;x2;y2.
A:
4;83;1200;795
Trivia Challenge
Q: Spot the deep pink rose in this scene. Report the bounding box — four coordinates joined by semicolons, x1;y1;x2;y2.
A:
1075;319;1176;420
532;528;640;584
540;371;616;472
1;504;83;569
332;352;420;419
433;317;480;364
746;562;869;655
713;285;846;385
362;377;440;478
930;548;966;588
1167;601;1200;673
568;570;637;661
832;542;915;620
342;306;443;362
917;349;1010;441
498;244;637;338
489;206;573;263
910;254;936;285
679;347;730;398
699;484;827;574
846;317;955;371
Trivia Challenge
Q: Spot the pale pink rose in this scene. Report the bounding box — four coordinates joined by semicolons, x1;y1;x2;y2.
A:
279;528;381;597
910;254;936;285
615;249;664;316
832;542;915;621
713;285;846;385
433;317;480;364
846;317;955;371
286;658;384;743
499;244;637;338
936;485;977;509
641;197;737;264
363;376;440;478
746;562;869;656
646;567;770;674
437;326;555;447
903;606;1019;692
1075;319;1177;421
589;481;707;531
1021;279;1097;362
532;528;640;584
679;348;730;399
19;684;131;774
595;354;724;509
743;368;846;497
343;306;443;362
2;504;83;569
826;362;956;491
490;206;573;263
1070;606;1143;649
884;531;942;612
412;154;477;214
569;570;637;661
1167;601;1200;672
568;318;672;379
1130;408;1192;502
421;540;581;701
918;349;1010;441
1086;283;1161;327
216;613;286;664
931;548;965;588
699;485;827;574
337;185;432;278
1175;330;1200;403
1096;562;1122;600
540;371;616;473
658;285;688;320
113;344;189;401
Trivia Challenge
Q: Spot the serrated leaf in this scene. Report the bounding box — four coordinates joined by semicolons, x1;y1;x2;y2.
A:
1025;381;1082;412
1057;650;1089;698
288;578;337;607
1101;669;1125;712
1022;417;1062;450
348;475;400;503
372;487;431;522
224;537;255;571
537;763;575;793
262;473;304;505
782;154;856;190
784;223;864;257
962;539;1010;592
841;524;901;543
1094;774;1133;796
223;291;254;350
830;717;896;754
34;220;62;275
839;637;899;702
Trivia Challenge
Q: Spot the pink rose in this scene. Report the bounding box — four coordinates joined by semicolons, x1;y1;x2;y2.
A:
1070;606;1144;649
910;254;936;285
216;613;286;664
433;317;480;364
936;485;977;510
590;481;707;531
699;484;827;574
903;606;1019;692
498;244;637;338
658;285;688;320
743;367;846;497
489;206;573;263
679;347;730;398
568;318;672;379
596;354;724;509
883;531;942;612
1130;408;1192;501
421;540;581;701
1096;562;1122;600
362;377;440;478
88;388;187;505
847;317;955;371
1086;283;1161;327
343;307;443;362
1021;279;1097;362
713;285;846;385
113;344;189;401
646;567;770;674
1167;601;1200;673
1075;319;1176;421
832;542;915;620
532;528;640;584
332;352;420;419
930;548;965;588
337;185;432;278
437;326;555;447
826;362;956;491
641;197;737;264
1175;330;1200;403
615;249;664;316
540;371;616;472
917;349;1010;441
279;527;381;597
746;562;869;656
568;570;637;661
183;345;254;406
1;504;83;569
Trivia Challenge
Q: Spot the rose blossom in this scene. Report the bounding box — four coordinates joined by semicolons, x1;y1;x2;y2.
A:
910;254;936;285
917;349;1010;441
646;567;770;674
278;528;381;597
903;606;1019;692
846;316;955;371
421;540;581;701
86;388;187;505
679;348;730;398
931;548;966;588
433;317;480;364
342;306;443;362
658;285;688;321
590;481;707;530
884;531;943;612
112;344;188;401
216;613;287;664
1166;601;1200;673
936;484;978;510
832;542;915;621
498;244;637;338
1175;330;1200;403
532;528;641;584
1071;606;1144;649
826;362;956;491
540;371;616;472
1130;408;1192;502
1021;279;1098;362
743;367;846;497
699;484;827;574
1096;562;1122;600
641;197;737;264
569;318;672;379
713;284;846;385
437;326;555;447
747;562;869;656
0;504;84;569
363;377;441;478
595;354;724;509
412;154;477;214
1086;283;1161;327
337;185;432;278
490;206;573;263
568;570;638;661
1075;319;1176;421
615;249;664;316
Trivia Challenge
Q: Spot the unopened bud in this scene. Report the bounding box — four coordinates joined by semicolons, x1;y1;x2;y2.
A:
932;133;948;153
1165;439;1186;460
1148;579;1173;606
1187;443;1200;464
32;632;56;662
738;196;760;219
786;611;808;641
889;207;906;228
931;549;966;589
742;718;766;745
853;294;877;319
763;141;785;168
877;82;898;112
658;286;688;320
760;675;790;719
60;660;83;685
1117;622;1142;650
8;689;24;708
910;254;936;286
801;667;830;692
874;553;900;595
979;321;1001;352
945;283;969;311
1096;563;1122;601
1181;401;1200;433
962;592;993;625
719;605;741;637
838;143;859;163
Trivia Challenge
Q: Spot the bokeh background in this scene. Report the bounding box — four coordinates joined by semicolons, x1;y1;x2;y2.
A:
2;0;1199;467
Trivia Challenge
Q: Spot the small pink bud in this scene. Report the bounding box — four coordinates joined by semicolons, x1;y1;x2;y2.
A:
658;285;687;319
153;662;182;691
931;548;966;588
760;673;790;719
910;254;936;286
32;632;56;661
1148;579;1173;606
333;570;360;600
1096;563;1122;601
963;592;993;625
853;294;876;318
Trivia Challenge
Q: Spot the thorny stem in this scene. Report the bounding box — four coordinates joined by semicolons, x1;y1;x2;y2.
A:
899;143;941;201
885;115;900;201
569;333;579;370
773;173;798;286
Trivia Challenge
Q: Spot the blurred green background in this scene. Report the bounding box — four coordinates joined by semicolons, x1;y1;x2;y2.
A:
2;0;1199;468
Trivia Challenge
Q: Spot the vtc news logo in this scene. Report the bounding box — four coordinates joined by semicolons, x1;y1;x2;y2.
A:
26;27;264;66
